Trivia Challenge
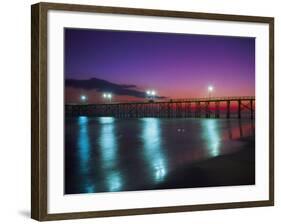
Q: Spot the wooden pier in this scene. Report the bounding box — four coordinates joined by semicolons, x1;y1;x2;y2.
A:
65;96;255;119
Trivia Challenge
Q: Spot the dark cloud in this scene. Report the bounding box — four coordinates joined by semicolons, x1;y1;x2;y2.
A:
65;77;166;99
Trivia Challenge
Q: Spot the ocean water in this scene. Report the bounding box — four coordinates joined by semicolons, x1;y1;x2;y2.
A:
64;117;255;194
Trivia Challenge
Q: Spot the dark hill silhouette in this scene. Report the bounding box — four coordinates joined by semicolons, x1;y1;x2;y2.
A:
65;77;166;99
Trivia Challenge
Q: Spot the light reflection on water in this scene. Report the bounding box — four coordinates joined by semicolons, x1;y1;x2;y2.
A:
66;117;255;194
77;116;90;171
201;119;221;157
141;118;167;183
77;116;95;193
98;117;123;192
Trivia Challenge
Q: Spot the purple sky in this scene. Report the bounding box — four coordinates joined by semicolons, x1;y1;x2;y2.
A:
64;28;255;103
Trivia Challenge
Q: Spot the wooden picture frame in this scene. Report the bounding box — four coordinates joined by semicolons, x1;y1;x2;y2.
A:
31;2;274;221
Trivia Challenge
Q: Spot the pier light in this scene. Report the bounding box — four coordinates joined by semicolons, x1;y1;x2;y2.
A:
80;95;87;102
102;92;113;102
208;85;214;98
208;86;213;92
146;90;156;98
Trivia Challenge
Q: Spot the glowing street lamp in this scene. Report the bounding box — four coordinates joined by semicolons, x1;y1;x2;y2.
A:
103;93;112;102
107;93;112;102
146;89;157;100
208;85;213;98
80;95;87;102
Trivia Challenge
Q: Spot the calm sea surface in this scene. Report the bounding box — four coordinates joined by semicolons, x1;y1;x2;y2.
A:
65;117;255;194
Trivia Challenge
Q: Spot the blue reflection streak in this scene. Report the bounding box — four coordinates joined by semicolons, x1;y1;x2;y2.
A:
77;116;95;193
201;119;221;157
141;118;167;183
108;171;122;192
78;116;90;172
98;117;123;192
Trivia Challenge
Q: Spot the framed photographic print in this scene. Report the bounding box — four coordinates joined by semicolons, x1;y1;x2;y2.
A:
31;2;274;221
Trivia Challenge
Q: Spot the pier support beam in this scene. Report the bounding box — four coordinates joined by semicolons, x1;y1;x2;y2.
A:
187;102;191;118
196;102;201;118
205;102;210;118
168;103;171;118
250;99;254;119
238;100;241;119
226;101;230;119
176;103;181;118
215;102;220;118
184;102;187;117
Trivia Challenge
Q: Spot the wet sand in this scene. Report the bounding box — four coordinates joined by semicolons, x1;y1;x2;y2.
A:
155;136;255;190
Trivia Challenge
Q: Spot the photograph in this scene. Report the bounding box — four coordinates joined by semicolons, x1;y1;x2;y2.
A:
64;28;256;195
